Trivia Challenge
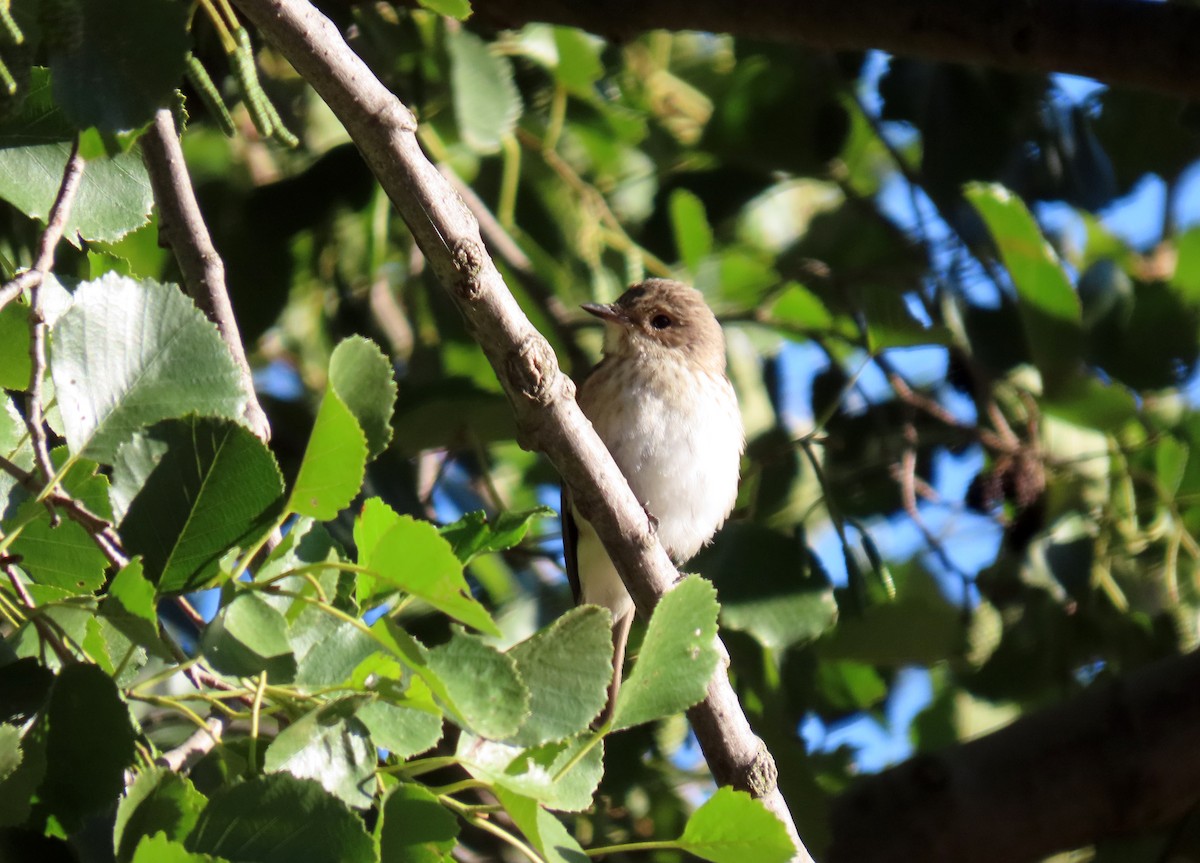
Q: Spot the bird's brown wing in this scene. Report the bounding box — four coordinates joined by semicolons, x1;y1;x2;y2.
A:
561;485;582;605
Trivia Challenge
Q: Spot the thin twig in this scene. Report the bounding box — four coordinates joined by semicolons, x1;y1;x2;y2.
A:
3;560;77;665
156;714;228;772
25;138;85;490
141;107;272;442
0;270;38;314
0;453;128;568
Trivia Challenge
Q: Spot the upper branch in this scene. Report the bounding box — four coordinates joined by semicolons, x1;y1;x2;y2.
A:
828;648;1200;862
477;0;1200;100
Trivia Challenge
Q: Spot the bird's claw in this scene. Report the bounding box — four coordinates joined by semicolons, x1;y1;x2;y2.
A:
641;502;659;534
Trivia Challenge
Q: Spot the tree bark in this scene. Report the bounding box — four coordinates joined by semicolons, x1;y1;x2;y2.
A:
230;0;813;859
475;0;1200;100
828;648;1200;863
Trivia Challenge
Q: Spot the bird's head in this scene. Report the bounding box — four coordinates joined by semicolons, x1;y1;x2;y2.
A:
582;279;727;373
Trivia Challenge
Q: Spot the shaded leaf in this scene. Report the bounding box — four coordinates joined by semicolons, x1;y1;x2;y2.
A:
114;769;207;863
448;29;520;154
357;688;443;760
375;782;459;863
201;592;296;682
50;0;189;132
186;774;375;863
112;417;285;594
39;664;136;830
427;627;529;739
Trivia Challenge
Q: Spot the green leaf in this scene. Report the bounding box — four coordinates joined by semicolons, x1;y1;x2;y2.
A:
111;417;284;593
201;592;297;681
552;28;603;96
458;733;604;812
186;774;375;863
427;627;529;739
49;0;189;133
355;500;500;636
50;274;248;463
39;664;136;830
1157;436;1189;501
114;769;207;863
1040;376;1138;431
415;0;471;19
693;523;839;650
0;71;155;244
493;787;589;863
132;834;228;863
264;698;376;810
357;689;443;760
448;29;521;154
504;607;613;746
289;603;380;688
329;336;397;460
0;724;20;783
610;576;721;732
0;713;45;828
965;183;1082;392
678;787;795;863
375;782;459;863
1175;225;1200;305
818;565;964;666
8;499;108;594
0;298;31;388
439;506;554;564
670;188;713;273
100;558;171;659
769;281;835;331
287;373;368;520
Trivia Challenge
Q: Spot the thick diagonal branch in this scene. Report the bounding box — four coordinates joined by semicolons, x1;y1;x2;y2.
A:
141;108;271;442
477;0;1200;101
230;0;810;859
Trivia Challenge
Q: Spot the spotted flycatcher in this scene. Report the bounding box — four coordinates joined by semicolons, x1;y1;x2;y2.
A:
562;278;744;721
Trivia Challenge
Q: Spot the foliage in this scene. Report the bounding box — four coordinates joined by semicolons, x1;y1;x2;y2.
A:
1;1;1200;862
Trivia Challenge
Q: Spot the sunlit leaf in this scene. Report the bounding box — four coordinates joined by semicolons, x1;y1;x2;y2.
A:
50;274;247;463
611;576;720;732
679;787;795;863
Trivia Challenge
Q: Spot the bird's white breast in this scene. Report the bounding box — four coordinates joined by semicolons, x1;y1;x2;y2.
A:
581;353;743;562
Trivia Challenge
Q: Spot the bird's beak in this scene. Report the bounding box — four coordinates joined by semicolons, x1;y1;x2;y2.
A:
581;302;628;325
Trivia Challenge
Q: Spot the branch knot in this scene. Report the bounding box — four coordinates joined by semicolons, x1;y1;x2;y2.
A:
508;334;559;404
451;237;484;299
744;742;779;798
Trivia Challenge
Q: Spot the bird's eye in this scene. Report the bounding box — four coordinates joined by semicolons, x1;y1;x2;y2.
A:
650;314;672;330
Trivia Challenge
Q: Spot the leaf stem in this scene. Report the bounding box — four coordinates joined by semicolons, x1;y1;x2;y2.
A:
552;724;608;782
248;670;268;771
584;840;680;857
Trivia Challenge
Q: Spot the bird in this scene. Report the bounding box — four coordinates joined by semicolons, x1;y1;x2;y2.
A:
562;278;744;724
